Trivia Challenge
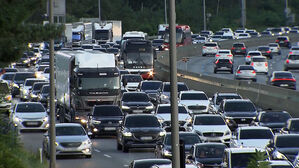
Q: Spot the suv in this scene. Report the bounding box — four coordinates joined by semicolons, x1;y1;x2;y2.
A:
257;46;273;59
116;114;165;152
11;72;36;97
231;43;247;56
268;71;296;90
211;93;242;112
121;74;143;92
138;80;162;105
160;82;189;104
284;54;299;71
202;42;219;56
215;50;233;61
275;36;291;48
218;99;257;131
121;92;154;114
214;58;233;74
246;51;262;64
269;43;281;55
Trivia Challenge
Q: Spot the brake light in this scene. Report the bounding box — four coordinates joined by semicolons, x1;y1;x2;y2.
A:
289;52;293;54
229;60;233;64
275;40;279;42
241;47;246;50
252;70;256;74
214;46;218;49
203;46;206;49
237;70;241;74
286;59;290;64
216;54;220;57
228;54;233;57
265;62;268;67
284;40;289;42
266;51;271;53
231;47;235;50
272;78;296;82
246;55;251;58
251;62;254;66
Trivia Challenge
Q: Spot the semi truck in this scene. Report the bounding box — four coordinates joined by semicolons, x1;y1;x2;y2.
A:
72;22;93;47
55;50;120;125
93;21;122;44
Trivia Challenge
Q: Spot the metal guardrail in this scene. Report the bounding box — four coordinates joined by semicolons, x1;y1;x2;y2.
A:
155;34;299;117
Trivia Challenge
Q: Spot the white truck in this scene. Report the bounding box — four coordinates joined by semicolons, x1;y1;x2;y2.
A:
158;24;168;39
94;20;122;44
72;22;93;47
55;50;120;125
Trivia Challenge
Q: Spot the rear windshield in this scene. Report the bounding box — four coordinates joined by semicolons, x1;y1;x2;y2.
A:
204;43;217;47
107;48;119;53
277;37;287;41
1;73;15;80
4;68;18;72
239;66;254;70
196;37;206;40
252;57;267;62
224;101;256;112
269;44;278;47
218;59;231;63
141;82;162;91
249;52;261;56
291;47;299;50
156;106;188;114
56;126;86;136
261;32;270;34
275;136;299;148
153;39;164;43
239;34;248;36
233;44;245;47
272;28;282;32
93;106;123;116
240;129;273;139
258;47;270;51
180;93;208;100
288;55;299;60
82;45;93;49
25;80;45;86
219;51;230;54
122;75;142;83
194;116;225;125
32;83;48;91
274;73;293;79
125;116;160;127
122;93;149;102
16;103;45;112
13;73;35;82
216;95;242;105
163;84;188;92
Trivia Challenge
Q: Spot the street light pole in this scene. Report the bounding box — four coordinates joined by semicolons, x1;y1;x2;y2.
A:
241;0;246;28
169;0;180;168
164;0;168;24
49;0;56;168
98;0;101;22
203;0;206;30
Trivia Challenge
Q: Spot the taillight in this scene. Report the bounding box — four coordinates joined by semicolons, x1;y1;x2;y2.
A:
252;70;256;74
265;62;268;67
246;55;251;58
289;52;293;54
214;47;218;49
231;47;235;50
241;47;246;50
203;46;206;49
284;40;288;42
266;51;271;53
272;78;296;82
237;70;241;74
275;40;279;42
228;54;233;57
251;62;254;66
229;60;233;64
286;59;290;64
215;60;219;64
216;54;220;57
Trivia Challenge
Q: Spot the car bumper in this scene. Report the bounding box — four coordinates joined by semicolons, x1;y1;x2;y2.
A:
56;145;92;156
285;64;299;69
199;135;231;143
14;120;49;130
90;124;119;135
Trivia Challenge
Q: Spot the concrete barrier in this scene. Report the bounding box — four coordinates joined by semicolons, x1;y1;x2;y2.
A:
155;34;299;117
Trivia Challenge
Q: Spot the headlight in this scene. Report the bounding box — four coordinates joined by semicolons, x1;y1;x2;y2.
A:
23;60;29;63
273;151;287;160
30;94;38;98
92;120;101;124
148;71;154;76
5;95;12;101
161;94;169;99
122;105;130;110
186;118;192;123
55;142;59;146
14;117;21;123
158;118;164;123
224;130;231;136
82;139;92;145
12;83;19;88
145;105;154;110
163;149;172;156
123;131;132;137
43;116;49;122
159;130;166;136
80;119;87;124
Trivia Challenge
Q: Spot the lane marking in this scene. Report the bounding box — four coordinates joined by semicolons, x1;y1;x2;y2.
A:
104;154;112;158
123;165;129;167
94;149;101;153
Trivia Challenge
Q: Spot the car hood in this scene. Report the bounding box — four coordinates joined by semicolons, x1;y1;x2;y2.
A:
179;100;210;107
125;82;139;88
128;127;162;133
122;101;152;106
224;112;257;118
56;135;89;143
236;139;271;148
156;113;190;121
193;125;230;133
259;122;285;128
92;116;123;121
16;112;47;119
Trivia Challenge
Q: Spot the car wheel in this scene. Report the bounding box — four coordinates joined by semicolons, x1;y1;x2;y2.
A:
86;155;92;159
230;70;233;74
278;51;281;55
122;144;129;153
252;79;257;82
202;53;206;57
117;142;122;150
214;69;217;74
284;68;288;71
265;72;268;75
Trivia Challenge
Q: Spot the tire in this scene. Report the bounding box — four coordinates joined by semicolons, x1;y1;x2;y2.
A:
252;79;257;82
202;53;206;57
284;68;288;71
214;69;217;74
265;72;268;75
122;144;129;153
278;51;281;55
230;69;233;74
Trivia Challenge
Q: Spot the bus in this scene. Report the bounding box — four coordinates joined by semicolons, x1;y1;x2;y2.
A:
163;25;192;50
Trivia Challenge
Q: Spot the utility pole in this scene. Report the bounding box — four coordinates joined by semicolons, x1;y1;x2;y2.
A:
285;0;289;25
169;0;180;168
241;0;246;28
98;0;101;22
164;0;168;24
203;0;206;30
49;0;56;167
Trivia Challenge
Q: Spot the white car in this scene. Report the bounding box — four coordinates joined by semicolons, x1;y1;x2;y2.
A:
193;36;207;44
289;46;299;54
155;104;191;128
210;35;223;42
11;102;49;131
230;126;274;149
246;51;262;64
250;56;268;74
269;43;281;55
215;50;233;61
178;90;211;114
190;114;231;144
202;42;219;56
20;78;46;101
234;30;246;37
237;33;251;39
121;74;143;92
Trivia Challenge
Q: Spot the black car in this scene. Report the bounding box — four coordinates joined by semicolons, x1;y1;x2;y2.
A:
0;68;18;75
152;39;164;51
211;92;242;112
30;82;49;101
121;92;154;114
231;43;247;56
275;36;291;48
155;132;201;159
214;58;233;74
38;85;49;107
138;80;163;105
268;71;296;90
280;118;299;134
116;114;165;152
255;111;291;133
88;105;124;137
16;54;31;67
269;134;299;162
218;99;257;131
11;72;36;97
257;46;273;59
129;159;171;168
187;143;226;168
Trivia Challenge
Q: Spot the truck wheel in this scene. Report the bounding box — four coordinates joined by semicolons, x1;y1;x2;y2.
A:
122;145;129;153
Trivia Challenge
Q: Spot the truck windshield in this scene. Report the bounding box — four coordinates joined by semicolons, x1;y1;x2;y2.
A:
95;30;109;40
164;31;183;44
125;51;153;68
72;34;81;41
79;77;120;90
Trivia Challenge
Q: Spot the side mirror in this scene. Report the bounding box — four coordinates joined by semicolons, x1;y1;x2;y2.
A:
88;132;93;137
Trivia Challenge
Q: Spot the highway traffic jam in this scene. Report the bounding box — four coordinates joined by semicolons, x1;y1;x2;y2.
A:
1;23;299;168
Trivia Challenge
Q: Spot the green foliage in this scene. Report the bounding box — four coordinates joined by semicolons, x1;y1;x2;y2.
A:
247;150;270;168
0;0;63;65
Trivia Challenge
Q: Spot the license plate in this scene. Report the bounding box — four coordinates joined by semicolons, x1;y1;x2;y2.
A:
140;136;152;140
26;122;39;126
133;110;143;113
236;50;240;52
238;124;249;127
104;127;116;131
280;84;288;87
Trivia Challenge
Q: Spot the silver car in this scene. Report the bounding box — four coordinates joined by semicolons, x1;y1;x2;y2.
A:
246;51;262;64
268;43;281;55
235;65;257;82
42;123;92;158
284;54;299;71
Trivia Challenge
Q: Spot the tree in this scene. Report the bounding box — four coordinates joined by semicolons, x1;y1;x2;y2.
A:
247;150;270;168
0;0;63;65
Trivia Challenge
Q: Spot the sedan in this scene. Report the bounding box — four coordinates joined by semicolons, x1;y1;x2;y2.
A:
268;71;296;90
235;65;257;82
11;102;49;131
42;123;92;158
257;46;273;59
121;92;154;114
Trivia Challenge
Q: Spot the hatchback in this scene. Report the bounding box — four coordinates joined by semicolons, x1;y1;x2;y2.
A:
246;51;262;64
215;50;233;61
269;43;281;55
202;42;219;56
214;58;233;74
231;43;247;56
268;71;296;90
250;56;268;74
235;65;257;82
284;54;299;71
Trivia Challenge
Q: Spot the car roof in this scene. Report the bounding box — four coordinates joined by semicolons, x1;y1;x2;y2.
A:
180;90;205;94
216;92;240;96
225;147;266;153
248;51;261;53
272;71;292;74
194;142;227;147
218;49;230;52
55;123;82;127
224;99;251;103
238;126;271;130
251;56;267;59
163;82;186;85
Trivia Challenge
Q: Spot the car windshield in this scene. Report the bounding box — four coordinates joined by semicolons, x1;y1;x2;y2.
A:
156;106;188;114
180;93;208;100
274;73;293;79
165;134;201;145
13;73;35;82
252;57;267;62
163;84;188;92
224;101;256;112
275;136;299;148
231;153;256;168
125;116;160;127
289;55;299;60
79;76;120;90
38;66;48;71
93;106;123;116
240;129;273;139
56;126;86;136
260;112;291;123
44;68;50;73
153;39;164;44
25;80;45;86
32;83;48;91
122;75;142;83
194;116;225;125
195;145;225;158
141;81;162;91
216;95;242;105
1;73;14;80
290;120;299;131
16;103;45;112
122;93;149;102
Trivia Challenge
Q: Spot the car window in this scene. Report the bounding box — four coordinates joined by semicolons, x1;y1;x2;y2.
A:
32;83;48;91
195;145;225;158
194;116;226;125
13;73;35;81
260;113;291;123
56;126;86;136
204;43;217;47
289;55;299;60
275;136;299;148
219;51;230;54
125;116;160;127
122;75;142;83
93;106;123;116
239;66;254;70
233;44;244;47
16;103;45;112
224;101;256;112
1;73;15;80
180;93;208;100
141;82;162;90
0;83;9;94
163;84;188;92
290;120;299;131
25;80;45;86
269;44;278;47
157;106;188;114
258;47;270;51
291;47;299;51
274;73;293;79
122;93;149;102
252;57;267;62
165;134;201;145
216;95;242;105
239;129;273;139
249;52;261;56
